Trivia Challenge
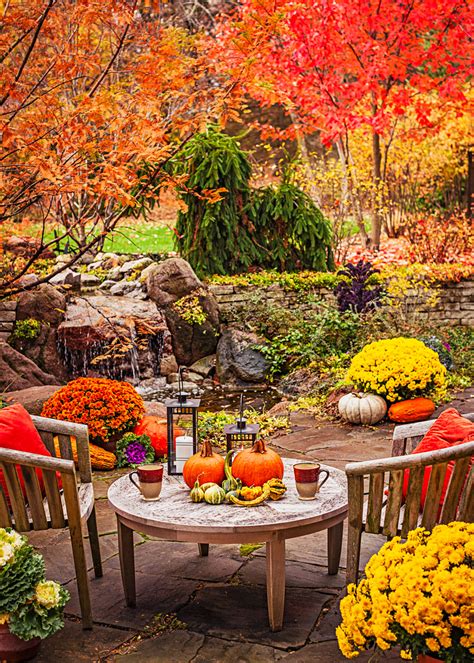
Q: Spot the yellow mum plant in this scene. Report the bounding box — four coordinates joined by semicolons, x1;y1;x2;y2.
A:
337;523;474;662
346;337;446;403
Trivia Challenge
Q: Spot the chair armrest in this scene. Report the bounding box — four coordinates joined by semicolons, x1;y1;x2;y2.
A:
0;447;75;474
346;440;474;476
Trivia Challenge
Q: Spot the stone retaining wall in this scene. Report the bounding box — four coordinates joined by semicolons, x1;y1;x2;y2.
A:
209;279;474;327
0;300;17;340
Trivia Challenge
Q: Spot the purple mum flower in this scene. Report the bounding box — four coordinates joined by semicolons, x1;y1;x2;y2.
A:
125;441;147;465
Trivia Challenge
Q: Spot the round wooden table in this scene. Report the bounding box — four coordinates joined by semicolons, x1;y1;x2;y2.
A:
107;459;348;631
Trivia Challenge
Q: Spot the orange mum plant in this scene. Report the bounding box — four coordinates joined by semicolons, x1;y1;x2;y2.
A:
42;378;145;446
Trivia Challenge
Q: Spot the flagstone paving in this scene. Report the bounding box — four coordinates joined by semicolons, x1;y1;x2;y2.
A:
30;389;473;662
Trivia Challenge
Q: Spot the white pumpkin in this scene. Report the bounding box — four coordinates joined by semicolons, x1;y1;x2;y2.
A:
338;392;387;425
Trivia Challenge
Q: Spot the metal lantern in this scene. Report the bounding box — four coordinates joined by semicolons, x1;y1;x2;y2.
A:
224;395;260;452
164;368;200;475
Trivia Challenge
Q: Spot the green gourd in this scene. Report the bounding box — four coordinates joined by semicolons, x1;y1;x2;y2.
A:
204;485;226;505
200;482;218;492
225;489;241;502
190;480;205;503
222;450;241;493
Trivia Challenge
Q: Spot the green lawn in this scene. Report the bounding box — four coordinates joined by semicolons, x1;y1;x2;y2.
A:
101;223;175;254
41;222;176;255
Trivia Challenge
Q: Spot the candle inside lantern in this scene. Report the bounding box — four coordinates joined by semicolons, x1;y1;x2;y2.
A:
175;433;194;472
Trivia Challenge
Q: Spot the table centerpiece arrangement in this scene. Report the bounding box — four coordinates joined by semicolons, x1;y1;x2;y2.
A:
183;441;287;506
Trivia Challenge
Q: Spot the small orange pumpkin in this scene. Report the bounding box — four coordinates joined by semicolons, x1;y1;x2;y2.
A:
231;439;284;487
388;397;436;423
183;440;225;489
134;416;183;458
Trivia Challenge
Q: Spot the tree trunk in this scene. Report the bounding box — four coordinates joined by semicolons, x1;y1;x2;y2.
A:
336;139;370;247
467;149;474;218
371;130;383;249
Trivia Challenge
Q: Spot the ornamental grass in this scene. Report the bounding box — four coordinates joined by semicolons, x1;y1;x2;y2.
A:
42;377;145;445
337;523;474;662
346;337;446;403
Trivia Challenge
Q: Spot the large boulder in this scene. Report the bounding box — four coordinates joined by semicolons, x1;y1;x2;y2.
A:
16;284;66;325
3;385;60;414
57;295;174;381
216;329;268;385
12;284;68;381
0;342;61;392
144;258;220;366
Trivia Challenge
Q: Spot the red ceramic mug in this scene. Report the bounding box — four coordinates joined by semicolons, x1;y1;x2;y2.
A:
129;464;163;501
293;462;329;500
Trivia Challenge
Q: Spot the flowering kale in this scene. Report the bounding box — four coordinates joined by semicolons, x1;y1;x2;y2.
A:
334;260;385;314
116;433;155;468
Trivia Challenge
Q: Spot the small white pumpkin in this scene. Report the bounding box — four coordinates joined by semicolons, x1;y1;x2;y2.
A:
338;392;387;425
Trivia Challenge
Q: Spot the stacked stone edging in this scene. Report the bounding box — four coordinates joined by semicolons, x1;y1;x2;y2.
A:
0;300;17;340
209;279;474;327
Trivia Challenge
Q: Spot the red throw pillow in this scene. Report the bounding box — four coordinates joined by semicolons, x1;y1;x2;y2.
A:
0;403;55;507
402;408;474;509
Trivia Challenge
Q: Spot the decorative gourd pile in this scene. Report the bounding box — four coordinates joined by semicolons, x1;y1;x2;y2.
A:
184;440;287;507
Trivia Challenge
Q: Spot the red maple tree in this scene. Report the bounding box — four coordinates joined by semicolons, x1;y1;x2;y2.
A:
217;0;474;247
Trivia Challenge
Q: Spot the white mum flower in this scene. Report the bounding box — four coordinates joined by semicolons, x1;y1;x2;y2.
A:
0;542;15;568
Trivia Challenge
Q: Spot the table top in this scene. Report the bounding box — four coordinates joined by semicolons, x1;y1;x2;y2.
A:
107;458;348;535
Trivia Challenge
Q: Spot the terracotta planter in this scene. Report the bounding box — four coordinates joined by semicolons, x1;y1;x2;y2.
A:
0;624;41;662
418;655;443;663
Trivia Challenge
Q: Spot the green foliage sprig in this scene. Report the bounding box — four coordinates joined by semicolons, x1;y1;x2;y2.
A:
173;294;207;326
11;318;41;342
198;409;289;451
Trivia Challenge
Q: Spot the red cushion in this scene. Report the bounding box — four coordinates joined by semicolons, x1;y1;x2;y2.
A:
402;408;474;509
0;403;53;506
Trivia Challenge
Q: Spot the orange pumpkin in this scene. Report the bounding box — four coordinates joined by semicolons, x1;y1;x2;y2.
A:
134;416;183;458
183;440;225;488
388;397;436;423
231;439;284;487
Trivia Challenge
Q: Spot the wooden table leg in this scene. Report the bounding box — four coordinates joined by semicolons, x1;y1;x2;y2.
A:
266;535;285;632
117;516;136;607
198;543;209;556
327;520;343;575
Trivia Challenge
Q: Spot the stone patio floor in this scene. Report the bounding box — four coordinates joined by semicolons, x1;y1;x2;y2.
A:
28;389;473;662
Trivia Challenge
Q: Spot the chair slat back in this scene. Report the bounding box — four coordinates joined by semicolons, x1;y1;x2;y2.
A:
0;484;12;527
366;473;384;534
0;448;76;532
346;440;474;538
457;467;473;522
31;416;92;484
21;466;48;530
37;430;55;456
42;469;66;528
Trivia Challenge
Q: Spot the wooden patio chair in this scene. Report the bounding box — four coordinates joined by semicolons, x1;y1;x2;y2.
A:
345;413;474;585
0;416;103;629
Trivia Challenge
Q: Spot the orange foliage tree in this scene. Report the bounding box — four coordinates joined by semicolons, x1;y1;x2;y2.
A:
0;0;227;294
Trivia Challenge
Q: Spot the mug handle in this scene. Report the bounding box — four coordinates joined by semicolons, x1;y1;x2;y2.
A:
129;471;140;491
319;469;329;489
